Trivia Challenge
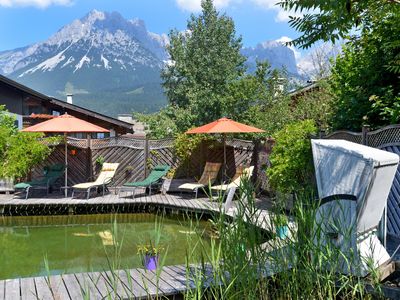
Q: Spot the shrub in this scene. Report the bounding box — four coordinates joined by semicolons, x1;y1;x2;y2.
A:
267;119;317;195
0;106;56;179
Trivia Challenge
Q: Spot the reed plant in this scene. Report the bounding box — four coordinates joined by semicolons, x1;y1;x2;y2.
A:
41;181;385;299
183;178;384;299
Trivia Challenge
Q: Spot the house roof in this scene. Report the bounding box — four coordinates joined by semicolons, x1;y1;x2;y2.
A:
289;82;319;99
0;74;133;132
0;74;50;100
50;98;133;131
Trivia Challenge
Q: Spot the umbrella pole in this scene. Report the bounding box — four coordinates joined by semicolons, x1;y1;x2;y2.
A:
64;133;68;197
223;134;226;182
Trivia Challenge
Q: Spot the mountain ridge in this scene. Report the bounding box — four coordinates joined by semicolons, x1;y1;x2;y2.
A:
0;9;300;117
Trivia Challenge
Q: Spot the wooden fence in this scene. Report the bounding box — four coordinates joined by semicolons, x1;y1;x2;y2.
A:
32;136;272;191
324;124;400;239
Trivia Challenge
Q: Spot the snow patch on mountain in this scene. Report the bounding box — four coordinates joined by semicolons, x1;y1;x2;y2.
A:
74;55;91;72
101;54;111;70
242;39;299;76
0;9;168;77
19;44;72;77
61;56;75;68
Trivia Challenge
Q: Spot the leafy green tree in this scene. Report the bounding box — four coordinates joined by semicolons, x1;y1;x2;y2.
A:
267;119;317;194
162;0;246;126
280;0;400;49
139;60;293;138
134;107;178;139
329;4;400;130
291;80;335;131
282;0;399;130
138;1;299;138
0;106;55;179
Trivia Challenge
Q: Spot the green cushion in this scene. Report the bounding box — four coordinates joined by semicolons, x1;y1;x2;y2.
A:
14;182;32;189
123;165;170;187
154;165;169;171
14;164;65;190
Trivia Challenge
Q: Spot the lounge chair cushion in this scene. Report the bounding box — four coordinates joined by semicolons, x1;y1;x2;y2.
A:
197;162;222;185
14;164;65;190
179;183;205;191
123;165;170;188
154;166;168;171
72;182;98;189
210;183;230;191
211;166;254;191
73;163;119;190
178;162;222;192
14;182;33;189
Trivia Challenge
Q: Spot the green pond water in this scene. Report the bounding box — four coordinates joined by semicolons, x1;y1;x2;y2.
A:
0;213;214;280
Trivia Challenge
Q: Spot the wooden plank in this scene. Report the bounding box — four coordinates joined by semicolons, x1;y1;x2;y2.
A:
34;277;53;300
166;194;180;208
98;271;126;299
20;277;36;300
113;269;147;299
163;265;196;289
372;261;396;282
74;273;102;300
136;268;177;296
61;274;85;300
4;279;19;300
154;267;187;293
148;269;181;294
86;272;112;299
0;280;5;300
128;269;160;298
47;275;70;300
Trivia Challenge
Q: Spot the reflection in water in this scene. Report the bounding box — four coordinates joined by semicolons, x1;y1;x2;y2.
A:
98;230;114;246
0;213;212;280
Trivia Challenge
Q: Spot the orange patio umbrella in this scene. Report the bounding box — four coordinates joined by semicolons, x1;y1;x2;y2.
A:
22;113;109;196
186;117;265;178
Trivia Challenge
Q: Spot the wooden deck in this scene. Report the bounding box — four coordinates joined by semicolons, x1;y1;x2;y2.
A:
0;264;201;300
0;189;275;230
0;191;276;299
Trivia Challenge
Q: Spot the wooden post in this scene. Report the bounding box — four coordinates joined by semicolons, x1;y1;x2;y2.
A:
144;136;149;178
87;133;92;181
252;139;260;185
362;125;370;145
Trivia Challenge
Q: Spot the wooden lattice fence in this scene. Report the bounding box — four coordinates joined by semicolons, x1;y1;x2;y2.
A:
32;143;89;186
30;136;271;192
324;124;400;238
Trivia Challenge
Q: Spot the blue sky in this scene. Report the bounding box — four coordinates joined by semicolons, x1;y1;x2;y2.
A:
0;0;301;52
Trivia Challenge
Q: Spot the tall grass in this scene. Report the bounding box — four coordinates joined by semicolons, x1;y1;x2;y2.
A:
183;178;384;299
41;181;384;299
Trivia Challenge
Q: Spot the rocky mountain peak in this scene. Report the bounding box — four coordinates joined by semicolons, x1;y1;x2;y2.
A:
0;10;303;117
83;9;106;23
241;40;298;76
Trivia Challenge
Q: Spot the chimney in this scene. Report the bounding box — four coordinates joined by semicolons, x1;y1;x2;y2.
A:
66;94;73;104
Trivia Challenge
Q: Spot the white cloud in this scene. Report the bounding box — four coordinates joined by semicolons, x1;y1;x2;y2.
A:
0;0;72;8
175;0;235;12
275;8;303;22
251;0;303;22
175;0;303;22
251;0;276;9
275;36;301;60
